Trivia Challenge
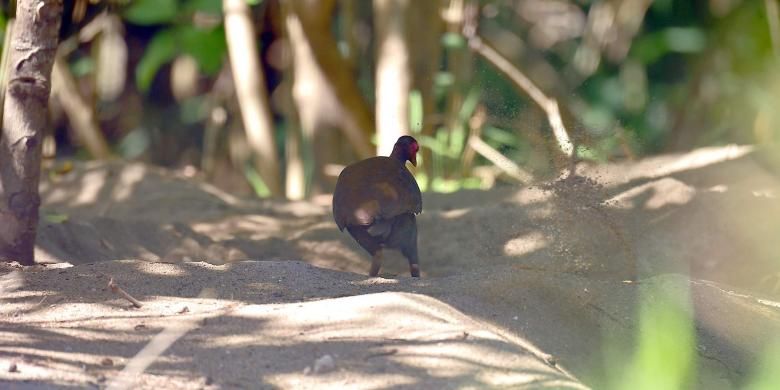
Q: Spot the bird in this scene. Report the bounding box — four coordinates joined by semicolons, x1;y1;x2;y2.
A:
332;135;422;277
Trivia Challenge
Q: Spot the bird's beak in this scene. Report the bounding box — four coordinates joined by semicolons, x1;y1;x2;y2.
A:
410;154;417;166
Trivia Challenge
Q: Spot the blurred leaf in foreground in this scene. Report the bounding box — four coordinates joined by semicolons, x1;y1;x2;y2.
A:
744;338;780;390
611;280;697;390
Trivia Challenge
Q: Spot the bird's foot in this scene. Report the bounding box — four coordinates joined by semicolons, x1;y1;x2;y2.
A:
409;264;420;278
369;252;383;277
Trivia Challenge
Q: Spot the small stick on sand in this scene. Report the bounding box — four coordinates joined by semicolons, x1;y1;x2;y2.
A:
108;277;143;308
365;348;398;359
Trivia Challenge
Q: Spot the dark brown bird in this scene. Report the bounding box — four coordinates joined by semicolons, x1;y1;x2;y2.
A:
333;136;422;277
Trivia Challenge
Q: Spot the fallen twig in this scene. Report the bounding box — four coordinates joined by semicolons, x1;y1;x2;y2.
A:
106;288;221;390
365;348;398;359
108;277;143;308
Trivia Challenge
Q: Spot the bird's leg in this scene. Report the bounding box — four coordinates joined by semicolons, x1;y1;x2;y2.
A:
402;244;420;277
406;252;420;277
369;250;383;277
397;214;420;278
409;262;420;278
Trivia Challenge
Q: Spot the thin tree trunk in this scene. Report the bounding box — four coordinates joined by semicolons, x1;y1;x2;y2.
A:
51;53;112;159
224;0;283;197
0;0;63;265
409;0;443;184
291;0;374;160
374;0;410;156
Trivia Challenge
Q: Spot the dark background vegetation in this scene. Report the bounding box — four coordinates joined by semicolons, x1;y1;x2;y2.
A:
3;0;778;198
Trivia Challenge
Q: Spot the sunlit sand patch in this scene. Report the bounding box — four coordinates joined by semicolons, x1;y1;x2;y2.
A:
203;292;582;388
607;177;696;210
752;189;776;199
112;164;146;202
512;186;554;205
586;144;754;185
191;214;284;241
0;270;23;295
74;169;108;206
504;232;549;256
132;262;188;277
268;371;416;390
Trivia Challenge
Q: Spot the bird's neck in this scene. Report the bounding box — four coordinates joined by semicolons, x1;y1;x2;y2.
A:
389;149;406;164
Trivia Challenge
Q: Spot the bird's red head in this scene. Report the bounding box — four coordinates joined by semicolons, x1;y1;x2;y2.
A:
392;135;419;166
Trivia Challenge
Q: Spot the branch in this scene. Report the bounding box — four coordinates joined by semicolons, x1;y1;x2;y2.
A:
468;135;532;184
51;52;112;159
290;0;375;159
462;17;573;157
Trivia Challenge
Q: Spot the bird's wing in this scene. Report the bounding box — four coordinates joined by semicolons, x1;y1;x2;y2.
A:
401;166;423;214
332;170;349;230
379;165;422;217
333;159;422;229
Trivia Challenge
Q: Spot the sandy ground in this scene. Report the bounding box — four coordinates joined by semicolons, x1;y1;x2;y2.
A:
2;144;780;389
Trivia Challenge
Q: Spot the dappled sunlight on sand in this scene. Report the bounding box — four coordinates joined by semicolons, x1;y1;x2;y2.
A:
607;177;696;210
584;144;754;185
208;292;585;389
504;232;549;257
74;169;110;206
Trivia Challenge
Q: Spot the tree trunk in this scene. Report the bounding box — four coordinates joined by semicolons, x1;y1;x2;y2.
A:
0;0;63;265
374;0;411;156
408;0;444;183
224;0;283;197
290;0;374;160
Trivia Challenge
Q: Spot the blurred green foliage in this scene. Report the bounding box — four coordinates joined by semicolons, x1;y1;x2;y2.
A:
125;0;226;91
745;338;780;390
609;283;697;390
0;0;776;186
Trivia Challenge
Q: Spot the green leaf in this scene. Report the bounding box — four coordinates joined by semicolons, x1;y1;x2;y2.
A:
70;56;95;77
183;0;223;15
441;32;465;49
44;213;69;224
123;0;178;25
664;27;706;53
180;96;208;124
244;162;271;198
180;26;227;75
118;128;151;159
458;86;481;122
135;28;178;91
434;72;455;88
631;32;668;64
483;126;518;147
